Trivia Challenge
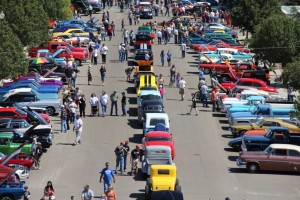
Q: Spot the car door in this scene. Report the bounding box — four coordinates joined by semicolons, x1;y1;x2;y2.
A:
260;121;275;129
260;149;290;172
0;138;10;154
287;150;300;172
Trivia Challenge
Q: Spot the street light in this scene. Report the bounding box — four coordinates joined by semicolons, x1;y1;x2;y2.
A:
0;11;5;20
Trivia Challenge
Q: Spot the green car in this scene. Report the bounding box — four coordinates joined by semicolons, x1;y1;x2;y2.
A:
138;26;152;32
0;133;32;155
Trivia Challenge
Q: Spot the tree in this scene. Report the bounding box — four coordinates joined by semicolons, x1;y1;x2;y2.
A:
282;58;300;90
1;0;50;46
231;0;281;35
0;21;28;79
42;0;72;21
250;14;298;67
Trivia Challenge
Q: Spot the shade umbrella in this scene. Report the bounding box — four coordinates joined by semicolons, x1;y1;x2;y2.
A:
31;57;49;65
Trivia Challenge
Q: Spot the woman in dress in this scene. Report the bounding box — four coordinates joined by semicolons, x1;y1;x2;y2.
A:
43;181;55;200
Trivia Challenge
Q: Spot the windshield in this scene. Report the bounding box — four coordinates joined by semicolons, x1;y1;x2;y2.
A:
251;106;259;115
263;146;271;155
140;87;157;91
144;105;162;112
255;119;265;126
147;137;170;142
149;119;166;126
264;129;272;138
141;95;161;101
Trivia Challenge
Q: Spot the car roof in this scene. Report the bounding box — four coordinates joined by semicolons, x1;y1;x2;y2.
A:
269;144;300;152
240;78;264;83
150;164;176;170
140;90;161;96
146;131;171;137
268;126;289;131
246;96;265;101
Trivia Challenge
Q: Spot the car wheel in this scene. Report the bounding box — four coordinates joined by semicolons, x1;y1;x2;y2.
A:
204;68;210;74
46;107;55;116
247;163;259;173
175;185;181;192
0;195;13;200
145;185;151;200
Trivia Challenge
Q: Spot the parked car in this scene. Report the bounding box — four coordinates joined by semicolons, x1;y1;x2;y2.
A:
138;91;162;108
0;88;59;101
36;49;66;64
134;49;153;66
150;191;184;200
236;144;300;173
138;100;164;125
0;82;59;95
137;75;158;96
0;171;25;200
0;133;32;155
0;152;34;170
140;6;153;19
143;113;170;136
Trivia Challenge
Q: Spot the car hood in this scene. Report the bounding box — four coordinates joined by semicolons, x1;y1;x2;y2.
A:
231;112;254;118
53;49;64;57
239;151;266;158
38;93;59;99
228;137;243;147
244;129;265;135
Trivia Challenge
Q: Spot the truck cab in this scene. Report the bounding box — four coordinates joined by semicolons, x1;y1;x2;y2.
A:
143;113;170;135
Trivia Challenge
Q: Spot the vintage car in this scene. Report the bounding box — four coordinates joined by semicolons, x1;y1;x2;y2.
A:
150;191;184;200
142;131;175;159
143;113;170;135
0;152;34;170
0;134;32;155
56;46;87;66
52;27;97;38
138;100;164;125
134;34;153;48
133;65;154;88
52;34;90;46
138;90;162;108
0;168;25;200
0;81;59;95
36;49;66;64
0;88;59;102
17;75;63;87
221;78;278;94
137;74;158;96
236;144;300;173
141;146;175;178
140;6;153;19
228;104;295;126
134;49;153;66
230;118;300;137
145;165;181;200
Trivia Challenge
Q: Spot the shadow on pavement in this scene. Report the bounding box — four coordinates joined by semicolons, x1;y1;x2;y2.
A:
187;71;199;75
221;134;233;139
228;155;238;162
228;168;247;174
127;119;141;129
128;97;137;104
212;113;226;117
127;87;136;94
128;133;143;144
221;126;230;131
219;119;228;124
129;192;144;200
224;147;238;152
128;107;138;117
56;143;75;146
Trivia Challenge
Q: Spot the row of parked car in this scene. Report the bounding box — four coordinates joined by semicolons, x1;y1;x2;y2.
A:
0;74;62;199
128;25;184;200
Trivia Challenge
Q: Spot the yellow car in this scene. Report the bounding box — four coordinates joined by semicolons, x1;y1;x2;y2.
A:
145;165;181;200
230;118;300;137
53;28;97;38
137;74;158;96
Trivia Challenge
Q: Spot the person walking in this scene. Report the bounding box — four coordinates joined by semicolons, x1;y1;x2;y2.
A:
99;162;115;193
156;30;162;45
121;92;126;116
169;65;176;87
179;77;186;100
79;94;86;117
92;48;98;65
110;90;119;116
100;65;106;86
43;181;55;200
166;50;172;67
105;186;116;200
200;82;209;107
123;141;130;172
88;65;92;85
176;72;181;88
114;142;125;174
60;105;67;134
159;85;165;100
68;99;77;123
211;86;219;112
81;185;94;200
122;29;129;45
89;4;93;18
89;93;99;115
73;115;83;145
130;145;141;175
100;91;109;117
188;93;198;115
23;186;30;200
181;41;186;58
160;50;165;67
100;44;108;64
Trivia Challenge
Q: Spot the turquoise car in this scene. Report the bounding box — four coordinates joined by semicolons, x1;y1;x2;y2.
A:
138;90;162;107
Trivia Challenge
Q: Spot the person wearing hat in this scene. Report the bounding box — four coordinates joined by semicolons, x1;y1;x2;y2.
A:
81;184;94;200
87;65;92;85
121;92;126;116
130;145;141;175
73;114;83;145
22;186;30;200
110;90;119;116
60;105;67;134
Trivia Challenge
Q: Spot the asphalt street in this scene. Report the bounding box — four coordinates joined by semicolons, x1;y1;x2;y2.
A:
26;6;300;200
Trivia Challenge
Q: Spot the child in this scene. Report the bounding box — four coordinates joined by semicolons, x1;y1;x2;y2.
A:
159;85;165;100
99;194;106;200
23;186;30;200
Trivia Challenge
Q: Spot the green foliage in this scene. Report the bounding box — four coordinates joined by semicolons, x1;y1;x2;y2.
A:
231;0;281;34
0;21;28;79
250;14;298;67
43;0;72;21
282;58;300;90
2;0;50;46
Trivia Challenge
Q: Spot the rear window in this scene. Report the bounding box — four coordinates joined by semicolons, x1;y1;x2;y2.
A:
148;137;170;142
136;35;151;41
158;169;169;175
150;119;166;126
144;106;162;112
288;150;300;157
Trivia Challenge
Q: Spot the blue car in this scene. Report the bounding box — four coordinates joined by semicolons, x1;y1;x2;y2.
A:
0;82;59;95
17;80;60;92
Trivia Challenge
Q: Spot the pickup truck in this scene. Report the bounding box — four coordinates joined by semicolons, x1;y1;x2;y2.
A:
143;113;170;136
0;169;25;200
28;41;88;59
228;104;295;126
241;127;300;151
227;96;294;118
138;100;164;126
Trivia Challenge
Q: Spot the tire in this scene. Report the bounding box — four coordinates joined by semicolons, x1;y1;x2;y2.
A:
145;185;151;200
175;178;179;186
204;68;210;74
175;185;181;192
46;107;55;116
247;163;259;173
142;173;148;179
0;195;13;200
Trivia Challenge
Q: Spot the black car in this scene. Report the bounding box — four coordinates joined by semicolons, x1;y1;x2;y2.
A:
138;100;164;125
151;191;184;200
0;125;52;149
140;7;153;19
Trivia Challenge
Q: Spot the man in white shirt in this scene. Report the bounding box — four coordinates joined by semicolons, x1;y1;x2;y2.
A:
178;77;186;100
68;100;77;123
100;91;109;117
73;115;83;145
92;48;98;65
181;42;186;58
156;30;162;45
200;83;209;107
100;44;108;64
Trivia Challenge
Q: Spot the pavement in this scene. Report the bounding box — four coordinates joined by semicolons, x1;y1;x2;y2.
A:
25;6;300;200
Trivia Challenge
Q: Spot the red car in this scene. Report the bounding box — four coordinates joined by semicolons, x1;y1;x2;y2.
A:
199;62;254;74
56;46;87;65
0;153;34;170
221;78;278;94
142;131;175;159
195;42;250;53
0;108;49;124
